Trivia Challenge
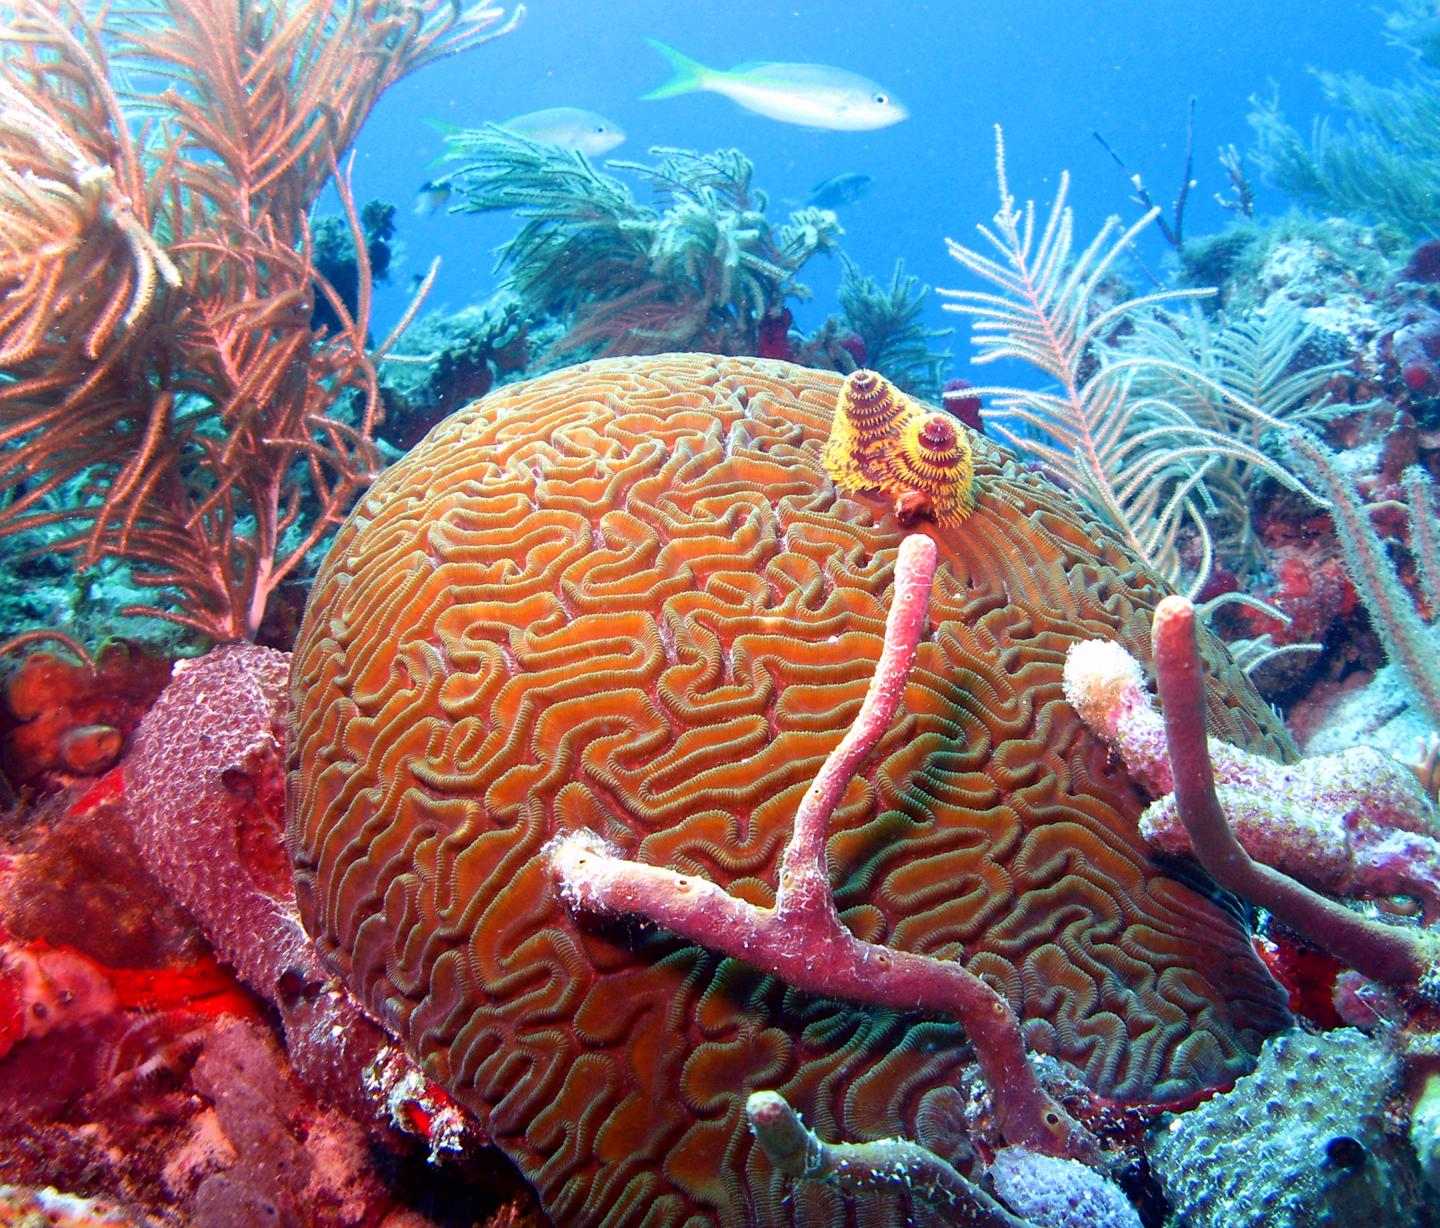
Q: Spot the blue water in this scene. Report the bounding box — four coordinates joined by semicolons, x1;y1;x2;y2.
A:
347;0;1404;350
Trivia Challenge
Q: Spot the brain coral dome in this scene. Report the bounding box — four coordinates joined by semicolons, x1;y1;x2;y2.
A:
287;352;1293;1227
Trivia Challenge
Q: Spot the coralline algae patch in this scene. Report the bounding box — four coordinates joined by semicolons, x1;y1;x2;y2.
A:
0;1182;136;1226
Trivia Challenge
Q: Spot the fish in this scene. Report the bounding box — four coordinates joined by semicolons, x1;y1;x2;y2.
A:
805;171;874;208
640;39;907;131
499;106;626;156
413;180;451;217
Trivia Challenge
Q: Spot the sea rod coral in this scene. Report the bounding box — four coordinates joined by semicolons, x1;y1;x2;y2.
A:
0;0;521;642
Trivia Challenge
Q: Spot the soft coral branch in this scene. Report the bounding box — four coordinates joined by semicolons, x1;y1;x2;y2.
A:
0;0;521;642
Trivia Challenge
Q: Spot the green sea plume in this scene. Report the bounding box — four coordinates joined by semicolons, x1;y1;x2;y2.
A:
437;125;842;360
1251;0;1440;238
835;256;951;399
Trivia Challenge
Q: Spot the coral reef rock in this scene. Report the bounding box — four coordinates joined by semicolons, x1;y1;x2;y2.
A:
1147;1027;1422;1227
288;353;1295;1227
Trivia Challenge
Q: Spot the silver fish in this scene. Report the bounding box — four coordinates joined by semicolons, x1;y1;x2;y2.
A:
641;39;907;131
501;106;626;156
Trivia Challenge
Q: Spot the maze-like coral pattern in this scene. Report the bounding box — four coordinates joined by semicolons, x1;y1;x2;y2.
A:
288;354;1292;1227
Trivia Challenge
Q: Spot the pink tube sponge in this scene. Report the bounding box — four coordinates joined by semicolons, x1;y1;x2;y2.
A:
1064;630;1440;920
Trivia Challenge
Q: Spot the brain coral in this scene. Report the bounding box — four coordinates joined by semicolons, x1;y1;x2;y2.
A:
288;353;1293;1227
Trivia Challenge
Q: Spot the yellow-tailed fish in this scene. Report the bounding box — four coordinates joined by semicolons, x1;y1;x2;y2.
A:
500;107;626;156
641;39;907;131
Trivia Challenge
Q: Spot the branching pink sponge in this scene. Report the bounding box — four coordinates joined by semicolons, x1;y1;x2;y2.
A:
552;534;1095;1163
1063;631;1440;922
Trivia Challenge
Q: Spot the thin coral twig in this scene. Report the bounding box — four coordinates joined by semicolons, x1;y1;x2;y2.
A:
0;629;95;672
373;256;440;364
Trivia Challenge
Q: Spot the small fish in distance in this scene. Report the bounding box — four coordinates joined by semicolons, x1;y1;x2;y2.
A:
413;180;451;217
805;172;873;208
500;106;626;156
641;39;907;131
